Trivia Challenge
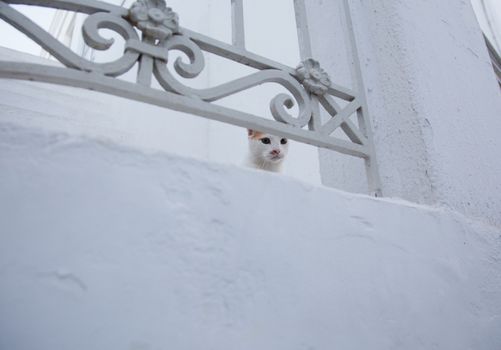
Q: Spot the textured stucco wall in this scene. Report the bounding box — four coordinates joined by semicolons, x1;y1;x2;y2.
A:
307;0;501;227
1;123;500;350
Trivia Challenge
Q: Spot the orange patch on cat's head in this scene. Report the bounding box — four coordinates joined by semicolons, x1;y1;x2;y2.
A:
247;129;265;140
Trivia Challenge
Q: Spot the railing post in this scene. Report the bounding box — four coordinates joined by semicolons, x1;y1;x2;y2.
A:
231;0;245;49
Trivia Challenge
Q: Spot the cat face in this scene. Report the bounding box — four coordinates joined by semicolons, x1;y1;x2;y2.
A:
247;129;289;165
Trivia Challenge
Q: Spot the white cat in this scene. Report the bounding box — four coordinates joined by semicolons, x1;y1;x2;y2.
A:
244;129;289;172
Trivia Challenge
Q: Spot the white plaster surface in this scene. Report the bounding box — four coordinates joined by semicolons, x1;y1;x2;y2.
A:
471;0;501;52
1;122;501;350
307;0;501;228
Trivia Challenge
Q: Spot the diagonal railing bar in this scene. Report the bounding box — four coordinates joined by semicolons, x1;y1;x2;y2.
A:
318;94;341;117
317;95;368;145
0;0;382;195
341;119;368;146
320;98;361;135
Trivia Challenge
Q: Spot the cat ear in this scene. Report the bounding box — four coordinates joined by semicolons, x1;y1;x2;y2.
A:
247;129;254;137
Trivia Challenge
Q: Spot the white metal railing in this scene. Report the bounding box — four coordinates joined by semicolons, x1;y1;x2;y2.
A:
0;0;382;196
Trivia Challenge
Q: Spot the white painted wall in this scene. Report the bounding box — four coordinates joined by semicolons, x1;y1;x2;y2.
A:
306;0;501;228
1;122;500;350
0;0;321;184
471;0;501;52
2;3;501;348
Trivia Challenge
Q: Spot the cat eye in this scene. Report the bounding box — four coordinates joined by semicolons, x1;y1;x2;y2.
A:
280;138;288;145
261;138;271;144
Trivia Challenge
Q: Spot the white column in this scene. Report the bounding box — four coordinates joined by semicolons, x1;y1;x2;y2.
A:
307;0;501;227
471;0;501;52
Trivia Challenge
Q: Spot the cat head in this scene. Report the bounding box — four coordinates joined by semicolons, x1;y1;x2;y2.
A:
247;129;289;166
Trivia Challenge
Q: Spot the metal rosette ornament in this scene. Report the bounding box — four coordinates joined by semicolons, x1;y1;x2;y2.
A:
295;58;332;96
128;0;179;40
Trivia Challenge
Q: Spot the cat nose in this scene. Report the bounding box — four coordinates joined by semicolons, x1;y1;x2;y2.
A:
271;149;280;156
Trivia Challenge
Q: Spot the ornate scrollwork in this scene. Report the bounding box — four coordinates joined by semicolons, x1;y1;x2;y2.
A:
82;12;140;76
153;35;312;127
159;35;205;79
0;0;315;127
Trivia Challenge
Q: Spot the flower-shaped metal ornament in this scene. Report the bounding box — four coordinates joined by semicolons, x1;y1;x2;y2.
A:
295;58;332;96
129;0;179;41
